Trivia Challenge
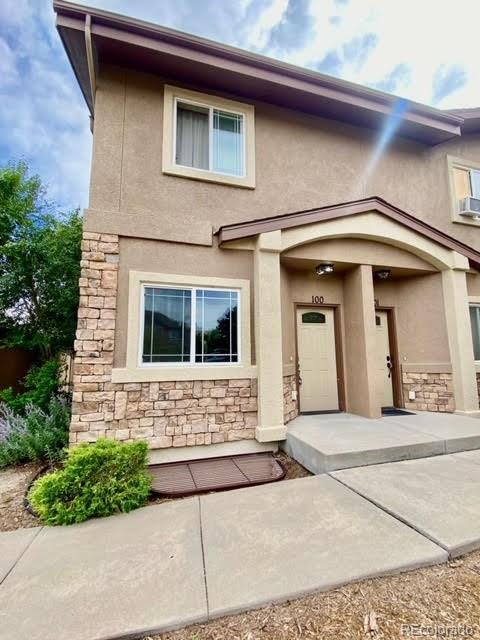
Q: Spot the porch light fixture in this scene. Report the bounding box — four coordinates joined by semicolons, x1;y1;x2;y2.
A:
375;269;391;280
315;263;335;276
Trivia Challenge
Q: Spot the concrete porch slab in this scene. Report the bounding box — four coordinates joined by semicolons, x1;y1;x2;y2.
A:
0;499;207;640
333;453;480;557
0;527;41;584
282;413;445;473
382;412;480;453
200;475;446;618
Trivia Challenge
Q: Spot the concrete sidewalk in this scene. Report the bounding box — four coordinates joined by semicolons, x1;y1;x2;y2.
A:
0;474;447;640
333;450;480;558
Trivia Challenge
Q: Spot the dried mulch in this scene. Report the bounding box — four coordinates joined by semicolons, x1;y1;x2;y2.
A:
149;552;480;639
0;462;43;531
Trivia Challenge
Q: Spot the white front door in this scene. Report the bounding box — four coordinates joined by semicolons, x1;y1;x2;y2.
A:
375;310;394;407
296;308;339;412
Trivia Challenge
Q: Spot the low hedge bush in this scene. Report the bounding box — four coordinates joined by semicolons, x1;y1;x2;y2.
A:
0;396;70;468
29;439;152;525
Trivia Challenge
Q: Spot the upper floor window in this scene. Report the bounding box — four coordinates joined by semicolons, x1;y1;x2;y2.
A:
176;101;245;177
453;166;480;200
449;156;480;225
163;85;255;188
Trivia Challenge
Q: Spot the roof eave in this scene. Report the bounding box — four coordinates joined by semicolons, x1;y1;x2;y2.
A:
53;1;463;144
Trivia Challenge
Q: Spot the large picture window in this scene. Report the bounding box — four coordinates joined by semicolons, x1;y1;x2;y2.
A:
470;304;480;361
142;286;239;365
175;99;245;177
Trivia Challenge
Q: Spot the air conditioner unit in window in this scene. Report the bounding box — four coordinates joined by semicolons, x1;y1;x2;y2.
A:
459;196;480;218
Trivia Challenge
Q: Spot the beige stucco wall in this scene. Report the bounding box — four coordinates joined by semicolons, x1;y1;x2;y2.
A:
87;64;480;252
467;272;480;297
373;273;450;364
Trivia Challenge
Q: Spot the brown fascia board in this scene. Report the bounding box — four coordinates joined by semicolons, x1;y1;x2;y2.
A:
53;1;463;144
447;108;480;134
217;196;480;270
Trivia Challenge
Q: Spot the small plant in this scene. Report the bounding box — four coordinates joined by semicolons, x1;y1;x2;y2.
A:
29;439;152;526
0;358;62;414
0;396;70;468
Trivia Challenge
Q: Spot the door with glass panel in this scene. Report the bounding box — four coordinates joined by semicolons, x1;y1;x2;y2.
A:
374;311;394;408
296;308;339;412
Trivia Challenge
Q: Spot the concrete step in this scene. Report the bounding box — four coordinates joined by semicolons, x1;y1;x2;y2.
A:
282;412;480;474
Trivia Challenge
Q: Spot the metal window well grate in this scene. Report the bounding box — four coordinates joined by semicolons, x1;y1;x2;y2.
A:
150;452;286;497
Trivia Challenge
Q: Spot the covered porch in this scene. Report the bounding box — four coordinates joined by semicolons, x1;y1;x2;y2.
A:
282;411;480;473
219;197;480;443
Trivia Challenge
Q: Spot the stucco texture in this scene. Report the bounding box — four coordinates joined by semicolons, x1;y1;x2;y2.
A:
86;65;480;253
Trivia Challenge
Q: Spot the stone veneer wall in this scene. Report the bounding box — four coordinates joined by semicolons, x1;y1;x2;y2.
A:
71;232;257;448
402;371;455;412
283;374;298;423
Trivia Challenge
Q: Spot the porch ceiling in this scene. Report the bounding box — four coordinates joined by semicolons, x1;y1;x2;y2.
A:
281;256;435;279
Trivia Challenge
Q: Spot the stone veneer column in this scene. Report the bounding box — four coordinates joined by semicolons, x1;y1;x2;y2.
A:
343;265;380;418
71;232;119;443
442;266;478;414
254;231;286;442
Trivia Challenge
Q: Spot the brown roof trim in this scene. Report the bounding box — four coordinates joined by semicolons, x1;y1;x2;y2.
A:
217;196;480;269
447;108;480;134
53;1;463;144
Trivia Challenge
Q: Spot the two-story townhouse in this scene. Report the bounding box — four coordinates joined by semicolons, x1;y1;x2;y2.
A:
54;1;480;462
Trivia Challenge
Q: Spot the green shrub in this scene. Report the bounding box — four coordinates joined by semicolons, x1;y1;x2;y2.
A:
0;396;70;468
0;358;62;414
29;439;152;526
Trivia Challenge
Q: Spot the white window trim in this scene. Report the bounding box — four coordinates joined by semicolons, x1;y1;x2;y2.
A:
173;96;247;179
112;271;256;383
139;283;242;367
162;85;255;189
447;155;480;227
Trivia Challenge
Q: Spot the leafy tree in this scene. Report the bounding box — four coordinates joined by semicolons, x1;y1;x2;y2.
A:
0;161;43;246
0;162;82;359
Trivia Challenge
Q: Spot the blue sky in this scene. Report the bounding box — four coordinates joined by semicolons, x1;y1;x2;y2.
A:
1;0;479;211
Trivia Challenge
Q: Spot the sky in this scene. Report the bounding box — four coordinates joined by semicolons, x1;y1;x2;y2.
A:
1;0;480;212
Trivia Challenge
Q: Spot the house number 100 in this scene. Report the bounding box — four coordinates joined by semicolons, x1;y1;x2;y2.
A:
311;296;324;304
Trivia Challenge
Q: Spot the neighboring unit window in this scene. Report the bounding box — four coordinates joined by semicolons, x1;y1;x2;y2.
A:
470;305;480;361
142;286;239;364
175;100;245;177
454;166;480;200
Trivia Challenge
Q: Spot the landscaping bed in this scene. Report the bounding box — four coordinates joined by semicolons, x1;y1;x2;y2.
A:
0;451;310;530
150;551;480;640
